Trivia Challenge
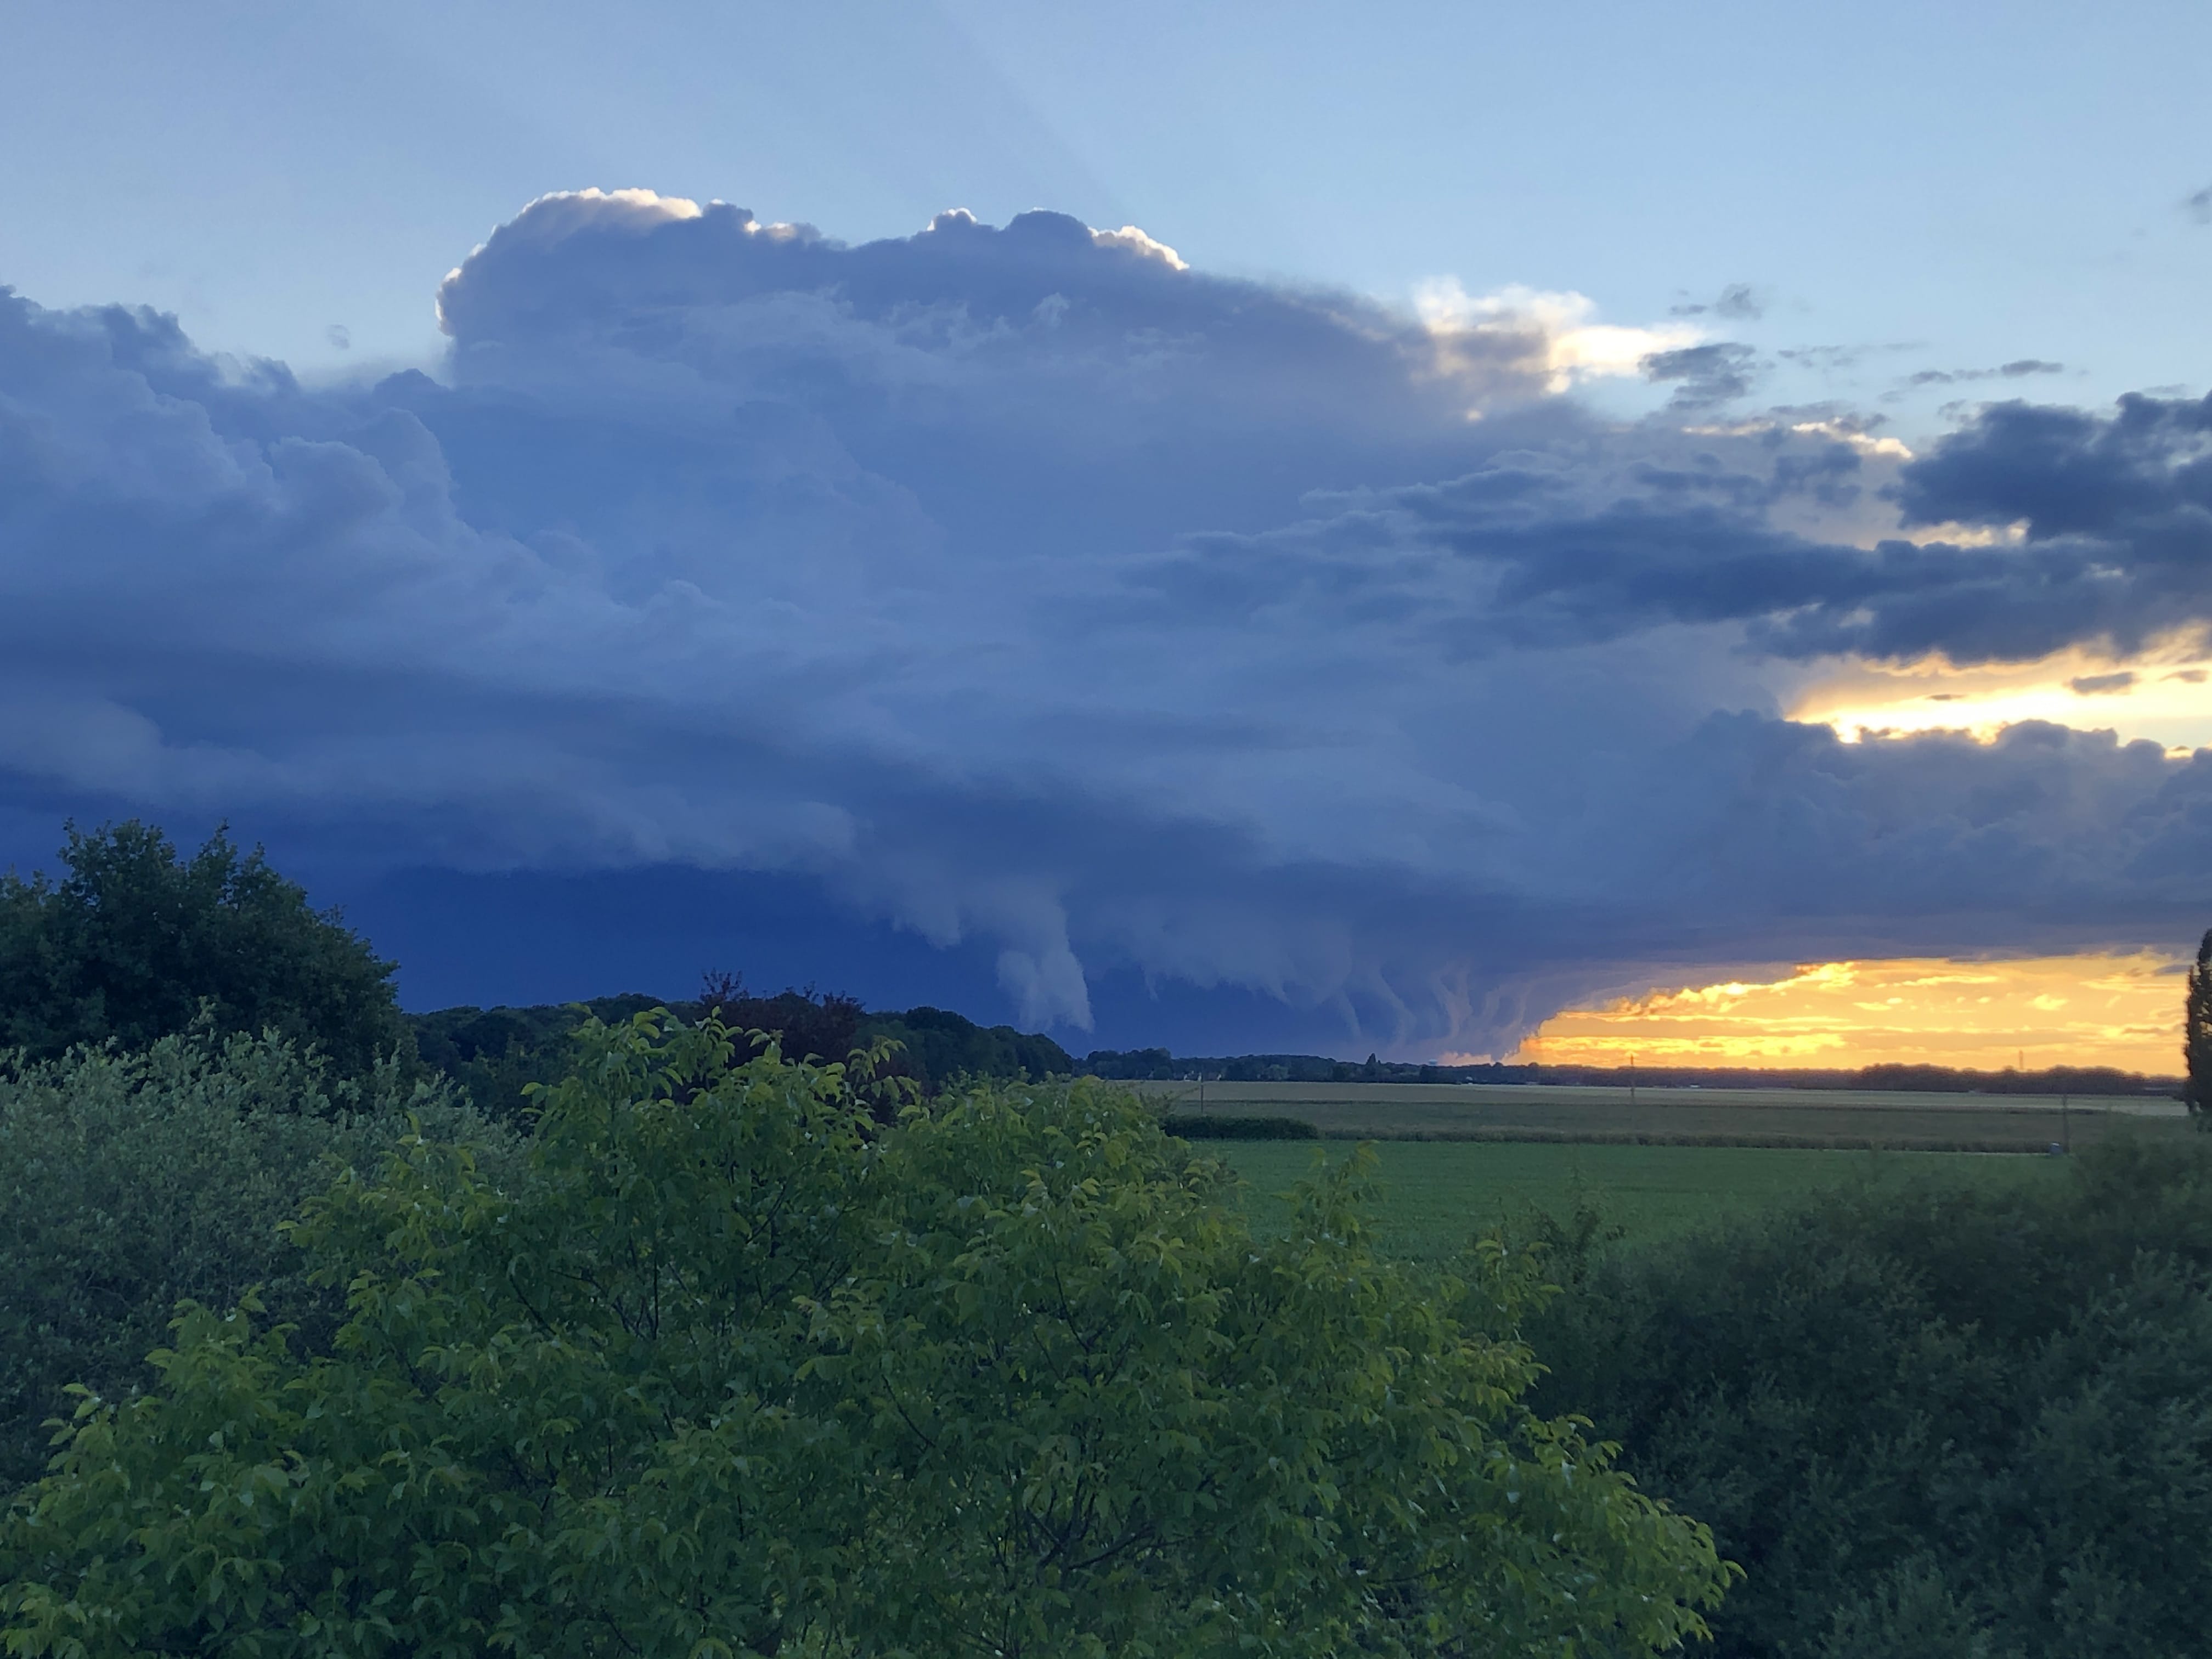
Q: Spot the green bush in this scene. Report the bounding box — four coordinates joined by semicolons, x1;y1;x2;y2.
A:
2;1014;1729;1656
0;822;410;1076
1527;1135;2212;1658
0;1030;500;1492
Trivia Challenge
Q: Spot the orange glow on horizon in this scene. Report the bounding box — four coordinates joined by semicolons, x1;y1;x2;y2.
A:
1789;644;2212;755
1500;953;2186;1074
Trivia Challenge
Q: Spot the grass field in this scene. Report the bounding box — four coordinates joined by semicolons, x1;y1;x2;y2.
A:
1212;1138;2071;1259
1130;1078;2187;1153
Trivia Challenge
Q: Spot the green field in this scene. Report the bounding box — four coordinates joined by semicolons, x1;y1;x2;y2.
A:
1214;1138;2069;1258
1131;1077;2187;1153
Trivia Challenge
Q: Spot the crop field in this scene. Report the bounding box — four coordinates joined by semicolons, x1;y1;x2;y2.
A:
1129;1077;2188;1152
1214;1138;2070;1258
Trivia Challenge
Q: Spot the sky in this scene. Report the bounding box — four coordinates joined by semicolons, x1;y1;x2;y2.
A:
1507;954;2187;1074
2;0;2210;1067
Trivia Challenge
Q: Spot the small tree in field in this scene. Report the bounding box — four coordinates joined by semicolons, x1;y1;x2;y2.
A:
1;1014;1731;1657
2188;927;2212;1127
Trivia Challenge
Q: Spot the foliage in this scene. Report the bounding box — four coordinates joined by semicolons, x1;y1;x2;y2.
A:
1526;1134;2212;1657
407;993;667;1125
409;984;1074;1122
861;1002;1073;1094
0;822;410;1077
698;969;868;1068
0;1029;499;1492
1;1014;1730;1657
2186;927;2212;1126
1163;1113;1321;1140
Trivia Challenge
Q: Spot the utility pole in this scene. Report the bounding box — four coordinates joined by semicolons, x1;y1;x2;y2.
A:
1629;1052;1637;1109
2062;1092;2070;1154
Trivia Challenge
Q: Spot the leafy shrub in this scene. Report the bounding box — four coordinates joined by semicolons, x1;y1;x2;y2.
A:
1527;1135;2212;1658
2;1014;1729;1656
1163;1112;1321;1139
0;1030;500;1491
0;822;410;1076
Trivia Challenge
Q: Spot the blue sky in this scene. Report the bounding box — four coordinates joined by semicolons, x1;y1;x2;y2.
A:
7;0;2208;420
3;2;2210;1056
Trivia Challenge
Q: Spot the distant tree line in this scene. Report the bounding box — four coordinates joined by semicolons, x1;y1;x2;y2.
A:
1084;1046;2182;1096
1084;1047;1542;1084
417;973;1074;1123
1534;1058;2183;1096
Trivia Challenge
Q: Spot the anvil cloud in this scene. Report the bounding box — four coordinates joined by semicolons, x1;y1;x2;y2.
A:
3;188;2209;1051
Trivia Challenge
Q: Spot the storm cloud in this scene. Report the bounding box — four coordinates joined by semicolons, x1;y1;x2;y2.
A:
1173;384;2212;669
2;188;2208;1052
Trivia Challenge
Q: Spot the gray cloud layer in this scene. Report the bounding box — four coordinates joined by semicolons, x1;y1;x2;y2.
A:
3;189;2209;1051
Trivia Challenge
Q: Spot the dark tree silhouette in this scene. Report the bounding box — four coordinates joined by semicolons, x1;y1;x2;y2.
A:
698;969;865;1066
2187;928;2212;1127
0;821;408;1075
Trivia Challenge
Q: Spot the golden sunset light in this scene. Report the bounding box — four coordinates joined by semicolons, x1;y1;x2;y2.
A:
1508;952;2187;1073
1790;647;2212;755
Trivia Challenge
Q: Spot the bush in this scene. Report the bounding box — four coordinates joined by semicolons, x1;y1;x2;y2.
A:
1527;1135;2212;1658
0;822;410;1076
0;1030;500;1492
2;1013;1729;1656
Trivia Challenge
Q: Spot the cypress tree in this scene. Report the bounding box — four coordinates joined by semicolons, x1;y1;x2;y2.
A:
2186;928;2212;1125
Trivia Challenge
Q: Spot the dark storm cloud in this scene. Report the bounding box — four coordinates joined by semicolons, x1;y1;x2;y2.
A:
1640;342;1758;409
2070;672;2136;696
1671;283;1765;320
1906;359;2064;387
1169;387;2212;669
2;188;2208;1053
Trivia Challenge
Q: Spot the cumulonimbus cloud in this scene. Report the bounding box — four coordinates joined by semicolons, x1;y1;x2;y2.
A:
2;188;2209;1049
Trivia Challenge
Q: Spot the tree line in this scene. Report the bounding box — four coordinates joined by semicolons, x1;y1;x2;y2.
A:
1084;1046;2182;1096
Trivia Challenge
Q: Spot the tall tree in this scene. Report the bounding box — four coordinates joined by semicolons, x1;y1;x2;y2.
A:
0;822;409;1075
2188;927;2212;1126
